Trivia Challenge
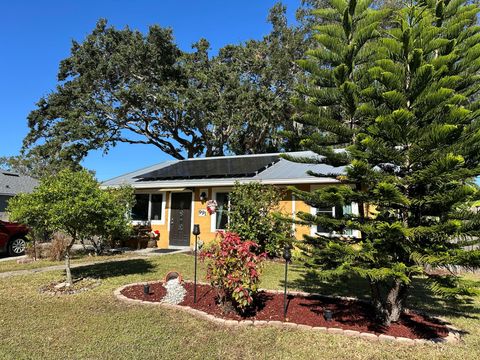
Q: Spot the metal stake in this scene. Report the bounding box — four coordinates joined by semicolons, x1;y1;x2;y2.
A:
192;224;201;304
194;234;198;303
283;259;288;319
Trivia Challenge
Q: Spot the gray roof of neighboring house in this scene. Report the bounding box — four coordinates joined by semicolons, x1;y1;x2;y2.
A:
0;171;38;196
102;151;345;189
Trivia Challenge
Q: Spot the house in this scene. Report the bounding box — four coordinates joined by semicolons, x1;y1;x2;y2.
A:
102;151;359;249
0;171;38;220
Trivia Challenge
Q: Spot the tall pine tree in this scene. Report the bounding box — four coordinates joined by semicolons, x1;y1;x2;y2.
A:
289;0;480;326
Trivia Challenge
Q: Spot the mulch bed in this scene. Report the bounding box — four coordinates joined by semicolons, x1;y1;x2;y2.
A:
121;282;167;301
39;278;101;295
120;282;449;340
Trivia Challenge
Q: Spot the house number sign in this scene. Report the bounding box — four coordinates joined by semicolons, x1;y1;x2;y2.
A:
198;209;207;217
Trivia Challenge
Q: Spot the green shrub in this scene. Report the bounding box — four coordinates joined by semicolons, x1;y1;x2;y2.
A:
228;182;293;256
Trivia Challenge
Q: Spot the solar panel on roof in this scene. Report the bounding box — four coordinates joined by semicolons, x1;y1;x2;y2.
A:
135;155;280;181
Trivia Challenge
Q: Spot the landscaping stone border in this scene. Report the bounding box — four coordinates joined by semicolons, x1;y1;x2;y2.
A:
114;281;461;345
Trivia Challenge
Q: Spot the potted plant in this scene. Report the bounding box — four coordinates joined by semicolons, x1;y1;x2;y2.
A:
147;230;160;248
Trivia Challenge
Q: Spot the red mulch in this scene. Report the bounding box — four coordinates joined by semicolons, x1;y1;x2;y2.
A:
120;282;449;340
121;282;167;302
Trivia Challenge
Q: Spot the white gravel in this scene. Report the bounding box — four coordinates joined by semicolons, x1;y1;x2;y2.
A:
161;278;186;305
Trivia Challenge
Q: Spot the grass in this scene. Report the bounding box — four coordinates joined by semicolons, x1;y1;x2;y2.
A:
0;253;479;359
0;252;137;273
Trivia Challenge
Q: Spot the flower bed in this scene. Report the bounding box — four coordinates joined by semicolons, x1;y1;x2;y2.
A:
118;281;452;341
120;281;167;301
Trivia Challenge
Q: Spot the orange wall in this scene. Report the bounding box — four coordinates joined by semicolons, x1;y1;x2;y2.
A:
292;184;311;240
192;187;217;244
153;191;170;249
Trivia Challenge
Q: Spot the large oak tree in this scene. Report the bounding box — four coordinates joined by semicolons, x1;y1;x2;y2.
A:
20;5;306;174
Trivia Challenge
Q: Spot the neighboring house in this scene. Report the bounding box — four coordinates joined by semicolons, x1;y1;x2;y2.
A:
103;151;359;249
0;171;38;220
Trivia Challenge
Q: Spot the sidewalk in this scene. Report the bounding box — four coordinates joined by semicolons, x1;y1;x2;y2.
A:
0;255;27;263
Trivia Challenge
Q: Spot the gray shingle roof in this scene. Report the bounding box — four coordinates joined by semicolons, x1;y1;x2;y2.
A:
102;151;345;188
0;171;38;196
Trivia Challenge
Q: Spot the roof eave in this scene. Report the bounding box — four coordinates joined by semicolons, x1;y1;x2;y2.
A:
101;177;342;189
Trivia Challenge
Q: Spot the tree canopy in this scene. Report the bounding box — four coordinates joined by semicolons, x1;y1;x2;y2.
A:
16;2;408;177
20;4;306;173
289;0;480;326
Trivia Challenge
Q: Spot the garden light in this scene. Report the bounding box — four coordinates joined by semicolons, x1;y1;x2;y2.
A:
143;284;150;295
324;309;333;322
283;244;292;262
193;224;201;303
283;243;292;320
193;224;201;236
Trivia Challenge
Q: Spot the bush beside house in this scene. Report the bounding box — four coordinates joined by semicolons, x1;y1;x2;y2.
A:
228;182;294;256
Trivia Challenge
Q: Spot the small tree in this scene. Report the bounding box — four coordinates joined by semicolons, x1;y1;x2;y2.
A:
83;186;134;254
228;182;293;256
8;169;133;285
200;232;266;313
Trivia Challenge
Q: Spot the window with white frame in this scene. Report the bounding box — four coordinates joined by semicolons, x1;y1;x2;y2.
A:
342;203;354;236
315;206;335;233
213;192;230;230
150;194;163;221
313;203;356;236
131;193;165;223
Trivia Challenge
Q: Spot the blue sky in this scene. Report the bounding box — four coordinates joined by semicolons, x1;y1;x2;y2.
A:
0;0;300;180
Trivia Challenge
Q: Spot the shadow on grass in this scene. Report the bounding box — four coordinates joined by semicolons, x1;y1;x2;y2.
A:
71;259;155;279
408;277;480;320
285;266;480;320
286;266;371;299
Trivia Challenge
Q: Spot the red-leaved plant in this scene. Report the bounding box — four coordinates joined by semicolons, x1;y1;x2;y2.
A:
200;231;266;312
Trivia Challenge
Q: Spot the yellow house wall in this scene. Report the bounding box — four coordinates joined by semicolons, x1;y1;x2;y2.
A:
148;184;322;249
292;184;312;240
153;191;170;249
150;188;218;248
192;187;218;245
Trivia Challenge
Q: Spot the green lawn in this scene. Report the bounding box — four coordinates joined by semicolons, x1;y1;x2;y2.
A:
0;253;479;360
0;252;137;273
